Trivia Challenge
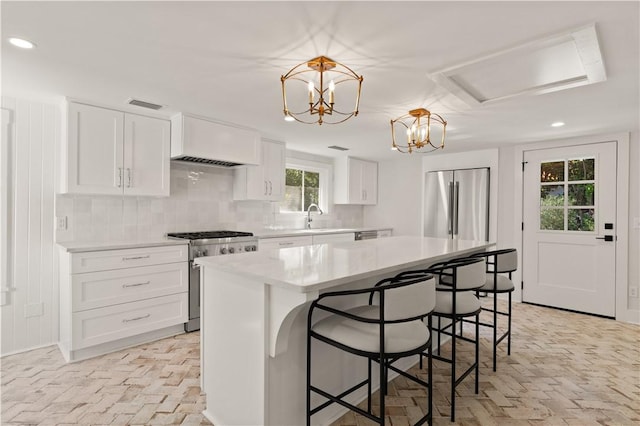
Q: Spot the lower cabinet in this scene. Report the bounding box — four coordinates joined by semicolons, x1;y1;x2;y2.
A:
59;243;188;362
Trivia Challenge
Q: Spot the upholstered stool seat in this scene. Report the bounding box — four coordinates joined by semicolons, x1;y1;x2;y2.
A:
479;273;515;292
312;305;431;354
434;291;481;315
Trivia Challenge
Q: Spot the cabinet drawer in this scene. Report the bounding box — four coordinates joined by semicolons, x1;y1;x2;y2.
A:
258;235;313;250
71;293;188;350
312;233;355;244
72;262;188;312
71;244;188;273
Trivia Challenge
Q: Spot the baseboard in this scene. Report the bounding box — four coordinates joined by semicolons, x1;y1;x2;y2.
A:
1;342;57;358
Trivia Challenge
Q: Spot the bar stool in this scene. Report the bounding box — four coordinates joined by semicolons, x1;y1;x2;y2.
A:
398;256;485;422
307;273;436;426
472;248;517;371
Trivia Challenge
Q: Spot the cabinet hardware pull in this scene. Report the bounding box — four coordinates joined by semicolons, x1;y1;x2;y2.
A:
269;180;273;195
264;181;268;195
122;313;150;323
116;168;123;188
122;281;150;288
279;242;294;246
127;168;132;187
122;255;150;261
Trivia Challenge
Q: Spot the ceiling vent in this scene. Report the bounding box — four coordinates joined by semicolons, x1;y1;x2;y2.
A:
328;145;349;151
127;98;164;110
429;24;606;106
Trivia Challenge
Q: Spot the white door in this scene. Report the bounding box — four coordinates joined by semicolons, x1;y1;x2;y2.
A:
123;114;170;197
67;103;124;195
522;142;617;317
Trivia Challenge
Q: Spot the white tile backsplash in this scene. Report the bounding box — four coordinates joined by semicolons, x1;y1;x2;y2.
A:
56;162;364;243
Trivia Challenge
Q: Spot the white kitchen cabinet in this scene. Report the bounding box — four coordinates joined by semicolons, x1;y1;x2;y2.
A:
312;232;355;244
334;157;378;205
64;102;170;196
171;113;261;166
233;139;285;201
258;235;312;251
59;243;188;362
376;229;393;238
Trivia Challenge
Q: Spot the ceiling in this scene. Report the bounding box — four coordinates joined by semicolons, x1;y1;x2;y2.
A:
2;1;639;161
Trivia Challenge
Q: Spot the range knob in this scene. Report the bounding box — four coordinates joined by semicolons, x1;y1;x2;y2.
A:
228;247;235;254
220;247;228;255
245;245;257;252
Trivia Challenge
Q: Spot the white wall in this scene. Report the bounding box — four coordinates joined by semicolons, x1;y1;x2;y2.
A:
363;155;422;236
627;132;639;312
1;97;61;356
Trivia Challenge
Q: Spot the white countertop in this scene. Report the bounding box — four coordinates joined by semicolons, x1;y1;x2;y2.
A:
195;236;493;293
57;239;188;253
251;227;391;238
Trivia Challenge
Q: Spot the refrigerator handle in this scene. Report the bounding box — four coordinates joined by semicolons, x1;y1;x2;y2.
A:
448;181;454;235
454;181;460;236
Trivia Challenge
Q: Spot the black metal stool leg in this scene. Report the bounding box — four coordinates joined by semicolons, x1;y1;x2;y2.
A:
493;290;498;372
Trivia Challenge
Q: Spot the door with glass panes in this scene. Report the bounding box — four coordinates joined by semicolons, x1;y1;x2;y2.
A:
522;142;617;317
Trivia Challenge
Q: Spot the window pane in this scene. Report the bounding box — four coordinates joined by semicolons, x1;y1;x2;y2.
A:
304;171;319;189
304;187;319;211
568;158;595;181
568;183;594;206
540;208;564;230
568;209;595;231
283;185;302;211
541;161;564;182
286;169;302;186
540;185;564;206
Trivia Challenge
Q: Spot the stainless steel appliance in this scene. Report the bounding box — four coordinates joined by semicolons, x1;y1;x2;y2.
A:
167;231;258;332
355;230;379;240
423;167;490;241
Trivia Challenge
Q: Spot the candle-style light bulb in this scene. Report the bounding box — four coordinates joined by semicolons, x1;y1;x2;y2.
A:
329;80;335;104
308;81;314;103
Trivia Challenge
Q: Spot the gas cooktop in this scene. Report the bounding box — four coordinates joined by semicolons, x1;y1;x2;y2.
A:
167;230;253;240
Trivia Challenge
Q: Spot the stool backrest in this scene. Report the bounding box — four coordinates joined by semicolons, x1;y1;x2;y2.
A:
440;256;486;290
374;275;436;322
493;248;518;273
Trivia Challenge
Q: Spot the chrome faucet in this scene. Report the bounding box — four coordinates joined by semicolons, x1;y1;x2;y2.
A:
306;203;323;229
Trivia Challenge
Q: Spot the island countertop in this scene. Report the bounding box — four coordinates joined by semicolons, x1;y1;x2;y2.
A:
195;236;493;293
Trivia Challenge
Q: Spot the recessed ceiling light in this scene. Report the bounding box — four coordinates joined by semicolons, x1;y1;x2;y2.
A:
8;37;35;49
551;121;565;127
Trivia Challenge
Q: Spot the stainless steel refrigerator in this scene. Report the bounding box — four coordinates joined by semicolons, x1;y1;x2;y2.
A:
423;167;490;241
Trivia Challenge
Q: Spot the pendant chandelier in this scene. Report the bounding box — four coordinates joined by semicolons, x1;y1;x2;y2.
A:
280;56;363;125
390;108;447;153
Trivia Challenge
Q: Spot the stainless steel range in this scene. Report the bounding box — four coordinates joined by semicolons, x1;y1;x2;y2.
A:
167;230;258;332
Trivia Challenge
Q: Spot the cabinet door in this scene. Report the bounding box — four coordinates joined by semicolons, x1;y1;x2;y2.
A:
361;160;378;205
67;103;123;195
123;114;170;196
348;158;364;203
265;141;285;201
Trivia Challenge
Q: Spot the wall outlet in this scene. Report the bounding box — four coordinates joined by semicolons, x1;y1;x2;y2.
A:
56;216;67;230
630;287;639;298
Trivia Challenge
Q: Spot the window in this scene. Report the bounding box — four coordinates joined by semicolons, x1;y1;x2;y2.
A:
539;157;595;232
279;159;330;213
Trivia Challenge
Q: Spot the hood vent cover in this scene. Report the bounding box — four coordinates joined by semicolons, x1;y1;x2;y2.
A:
172;155;242;167
128;98;163;110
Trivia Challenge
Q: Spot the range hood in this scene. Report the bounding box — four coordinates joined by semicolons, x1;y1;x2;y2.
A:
170;113;261;167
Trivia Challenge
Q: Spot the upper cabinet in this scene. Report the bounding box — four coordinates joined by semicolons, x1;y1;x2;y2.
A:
334;157;378;205
233;139;285;201
171;113;261;166
63;102;170;196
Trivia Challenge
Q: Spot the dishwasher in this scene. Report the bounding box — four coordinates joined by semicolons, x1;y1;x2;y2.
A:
355;230;379;240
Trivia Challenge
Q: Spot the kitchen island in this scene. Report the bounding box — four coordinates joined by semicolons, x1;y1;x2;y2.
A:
195;236;494;425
